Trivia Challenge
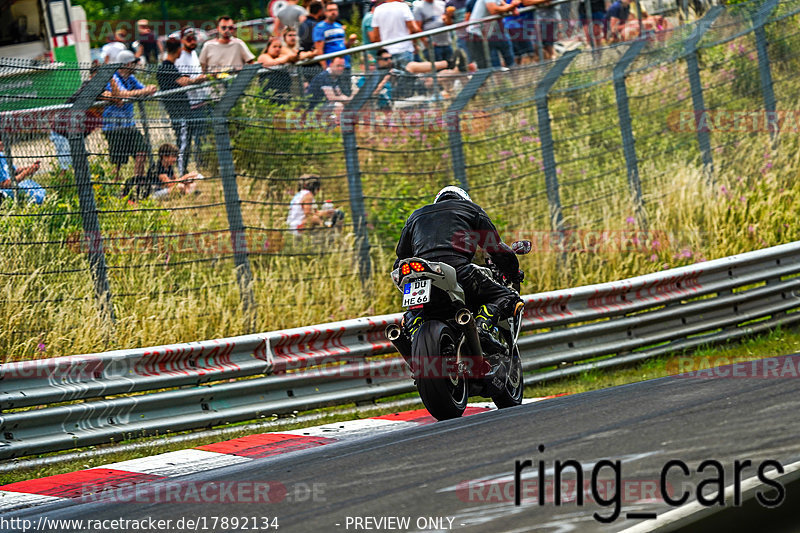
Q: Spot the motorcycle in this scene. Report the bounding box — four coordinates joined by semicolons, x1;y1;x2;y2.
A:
385;241;532;420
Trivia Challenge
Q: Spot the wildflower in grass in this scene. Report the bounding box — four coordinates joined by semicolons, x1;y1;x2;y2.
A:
520;119;528;127
534;137;541;143
581;169;587;175
748;53;755;61
651;239;661;250
556;168;563;175
649;254;658;262
764;152;770;159
748;225;755;233
500;150;513;157
441;152;449;159
521;136;534;143
529;155;536;162
739;43;745;54
626;216;635;225
38;343;46;353
740;196;746;202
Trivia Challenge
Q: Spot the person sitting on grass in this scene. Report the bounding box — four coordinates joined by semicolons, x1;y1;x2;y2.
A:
123;143;202;200
0;139;45;205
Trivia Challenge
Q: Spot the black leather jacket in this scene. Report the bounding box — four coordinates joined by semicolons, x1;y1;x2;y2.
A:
394;198;520;278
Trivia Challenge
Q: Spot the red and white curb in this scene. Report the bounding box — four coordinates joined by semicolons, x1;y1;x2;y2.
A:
0;398;556;514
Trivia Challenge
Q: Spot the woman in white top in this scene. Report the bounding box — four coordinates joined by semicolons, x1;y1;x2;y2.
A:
287;175;334;236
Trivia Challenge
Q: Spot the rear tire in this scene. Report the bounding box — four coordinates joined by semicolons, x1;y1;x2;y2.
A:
492;345;524;408
412;321;468;421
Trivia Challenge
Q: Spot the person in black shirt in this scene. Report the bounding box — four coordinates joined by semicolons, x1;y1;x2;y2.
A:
157;38;206;175
298;1;324;85
135;19;164;64
124;143;202;200
395;186;524;355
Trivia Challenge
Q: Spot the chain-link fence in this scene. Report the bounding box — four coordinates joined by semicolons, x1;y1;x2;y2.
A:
1;0;797;358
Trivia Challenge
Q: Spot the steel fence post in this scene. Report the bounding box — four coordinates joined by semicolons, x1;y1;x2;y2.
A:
342;72;380;282
213;65;260;330
613;39;648;231
446;70;492;192
684;5;723;180
752;0;779;142
67;64;118;322
535;49;578;262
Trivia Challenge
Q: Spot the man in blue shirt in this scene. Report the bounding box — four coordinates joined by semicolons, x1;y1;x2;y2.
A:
313;3;357;69
101;50;157;182
605;0;631;43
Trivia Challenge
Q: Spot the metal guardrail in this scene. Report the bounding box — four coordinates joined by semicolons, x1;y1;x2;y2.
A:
1;241;799;460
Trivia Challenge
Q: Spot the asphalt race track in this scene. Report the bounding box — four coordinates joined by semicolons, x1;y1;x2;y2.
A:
9;354;800;533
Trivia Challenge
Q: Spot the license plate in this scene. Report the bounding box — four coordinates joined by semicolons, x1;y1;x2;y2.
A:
402;279;431;307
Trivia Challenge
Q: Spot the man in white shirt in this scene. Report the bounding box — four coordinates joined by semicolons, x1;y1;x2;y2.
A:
101;29;130;64
370;0;420;68
174;26;212;171
199;16;256;73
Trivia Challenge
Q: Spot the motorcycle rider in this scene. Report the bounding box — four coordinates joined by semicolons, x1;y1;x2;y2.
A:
394;186;524;356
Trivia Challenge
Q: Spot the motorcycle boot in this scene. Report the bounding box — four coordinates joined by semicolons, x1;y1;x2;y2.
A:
475;304;507;356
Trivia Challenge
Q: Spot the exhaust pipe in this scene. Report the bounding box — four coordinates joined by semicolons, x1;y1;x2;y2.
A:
385;323;412;363
455;308;482;358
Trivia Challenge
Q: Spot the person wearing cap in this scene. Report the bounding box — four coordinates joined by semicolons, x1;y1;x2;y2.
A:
158;38;207;175
101;28;130;64
100;50;158;182
135;19;163;65
174;26;212;170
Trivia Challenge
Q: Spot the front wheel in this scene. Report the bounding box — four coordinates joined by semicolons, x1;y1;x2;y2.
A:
492;345;524;408
412;321;468;421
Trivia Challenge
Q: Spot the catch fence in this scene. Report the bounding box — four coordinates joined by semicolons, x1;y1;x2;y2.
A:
0;0;797;358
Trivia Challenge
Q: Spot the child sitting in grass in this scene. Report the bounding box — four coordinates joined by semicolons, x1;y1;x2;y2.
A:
124;143;202;200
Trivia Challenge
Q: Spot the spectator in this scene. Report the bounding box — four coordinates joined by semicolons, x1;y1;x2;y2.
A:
370;0;419;69
299;1;324;53
605;0;631;43
274;0;307;36
134;19;163;65
313;3;357;70
174;26;211;171
413;0;453;63
306;56;354;114
619;8;672;41
465;0;519;69
534;0;561;60
100;50;157;182
444;0;470;61
157;38;206;175
199;16;256;73
286;175;338;237
101;29;130;64
257;36;296;104
505;0;536;64
125;143;202;200
362;0;386;57
281;27;317;62
299;1;324;84
0;139;45;204
50;64;103;175
357;48;393;109
578;0;608;48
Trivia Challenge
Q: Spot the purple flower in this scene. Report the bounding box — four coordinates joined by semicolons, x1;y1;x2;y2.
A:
740;196;746;202
765;162;773;169
441;152;449;159
521;136;534;143
529;155;537;162
500;150;514;157
748;225;755;233
739;43;745;54
38;343;46;352
720;185;728;194
520;119;528;127
764;152;771;159
649;254;658;262
681;248;692;258
651;239;661;250
626;216;635;225
556;168;563;175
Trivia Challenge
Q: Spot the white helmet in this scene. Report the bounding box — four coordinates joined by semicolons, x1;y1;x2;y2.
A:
434;186;471;203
